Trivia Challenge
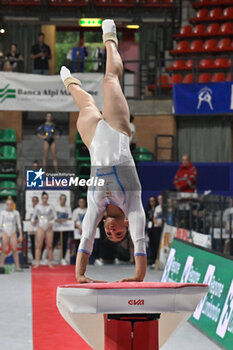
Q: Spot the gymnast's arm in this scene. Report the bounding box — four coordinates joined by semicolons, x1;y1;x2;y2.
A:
122;192;147;282
75;197;105;283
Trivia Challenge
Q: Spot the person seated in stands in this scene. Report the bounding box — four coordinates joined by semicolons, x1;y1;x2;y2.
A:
3;60;12;72
6;43;23;72
174;155;198;193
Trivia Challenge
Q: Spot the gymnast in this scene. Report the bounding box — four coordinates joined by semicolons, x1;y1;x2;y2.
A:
60;19;147;283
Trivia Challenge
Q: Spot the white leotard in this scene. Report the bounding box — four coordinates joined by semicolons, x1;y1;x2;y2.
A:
79;119;146;257
89;119;132;166
0;209;22;237
31;204;56;231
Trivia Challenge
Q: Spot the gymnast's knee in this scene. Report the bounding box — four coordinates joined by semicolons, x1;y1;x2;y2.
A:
104;69;122;83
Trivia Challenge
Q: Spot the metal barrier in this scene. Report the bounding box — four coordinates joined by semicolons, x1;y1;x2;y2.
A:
162;191;233;256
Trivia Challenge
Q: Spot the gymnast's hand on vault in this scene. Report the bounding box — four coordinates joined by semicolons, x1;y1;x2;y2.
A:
77;275;107;284
120;276;144;282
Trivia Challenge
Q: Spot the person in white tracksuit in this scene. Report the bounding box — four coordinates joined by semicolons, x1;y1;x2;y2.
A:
60;19;147;283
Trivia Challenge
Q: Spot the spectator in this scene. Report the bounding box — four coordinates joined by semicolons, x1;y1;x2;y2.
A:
31;32;51;75
223;198;233;254
71;39;87;73
35;113;63;172
24;160;40;187
174;155;198;193
54;194;72;265
72;198;87;253
152;194;163;266
129;115;137;153
167;198;174;226
3;60;12;72
145;196;156;265
31;191;56;268
25;196;39;262
0;197;23;271
6;43;23;72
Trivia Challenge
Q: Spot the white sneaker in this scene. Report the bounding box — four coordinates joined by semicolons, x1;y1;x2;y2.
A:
60;66;71;83
102;19;118;47
95;259;104;266
40;259;48;266
61;258;68;266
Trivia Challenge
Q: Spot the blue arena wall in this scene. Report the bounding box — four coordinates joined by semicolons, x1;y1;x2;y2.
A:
137;162;233;206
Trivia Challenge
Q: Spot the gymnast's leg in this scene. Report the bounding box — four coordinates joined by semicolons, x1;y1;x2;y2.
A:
60;67;101;148
102;20;131;136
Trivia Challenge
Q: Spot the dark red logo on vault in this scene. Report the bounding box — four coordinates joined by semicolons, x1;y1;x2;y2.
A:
128;299;144;305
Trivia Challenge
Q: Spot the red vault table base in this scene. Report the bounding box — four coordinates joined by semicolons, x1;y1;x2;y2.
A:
104;314;160;350
56;282;209;350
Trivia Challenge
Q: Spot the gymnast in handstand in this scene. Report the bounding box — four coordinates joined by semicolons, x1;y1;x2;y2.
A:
60;19;147;283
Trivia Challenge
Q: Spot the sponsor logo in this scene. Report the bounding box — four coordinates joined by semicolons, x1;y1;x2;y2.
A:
0;84;16;103
193;264;216;320
128;299;144;306
161;247;176;282
216;279;233;338
197;87;213;111
26;168;45;188
26;168;104;189
180;255;194;283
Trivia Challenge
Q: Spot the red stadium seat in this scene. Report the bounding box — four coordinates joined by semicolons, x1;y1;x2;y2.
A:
211;72;226;82
180;25;193;36
190;39;203;52
156;74;171;89
175;40;190;53
111;0;134;6
183;73;194;83
206;23;220;35
195;8;209;20
217;38;232;51
186;59;194;69
226;73;233;81
172;60;186;70
196;0;209;5
222;7;233;19
209;8;222;20
162;0;173;4
199;58;214;69
193;24;206;35
198;73;211;82
170;74;183;84
220;22;233;34
214;58;231;68
203;38;217;51
142;0;168;6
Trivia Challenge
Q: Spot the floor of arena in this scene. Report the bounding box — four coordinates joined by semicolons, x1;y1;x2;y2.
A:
0;264;221;350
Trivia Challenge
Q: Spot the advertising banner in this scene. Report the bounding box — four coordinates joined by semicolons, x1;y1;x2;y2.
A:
159;224;177;268
162;239;233;350
173;82;233;115
0;72;103;111
191;230;211;248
